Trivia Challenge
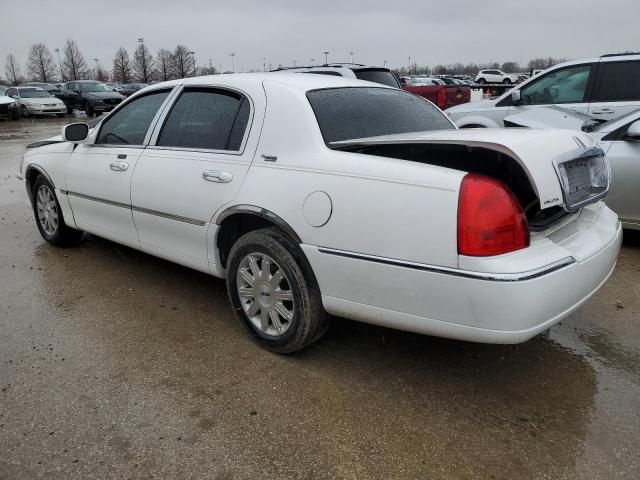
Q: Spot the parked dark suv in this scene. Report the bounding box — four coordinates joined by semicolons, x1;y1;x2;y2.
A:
59;80;125;116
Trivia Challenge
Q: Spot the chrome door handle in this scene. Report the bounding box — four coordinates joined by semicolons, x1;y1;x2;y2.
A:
109;161;129;171
592;109;614;115
202;170;233;183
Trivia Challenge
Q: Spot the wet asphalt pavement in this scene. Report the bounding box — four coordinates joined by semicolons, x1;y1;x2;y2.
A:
0;116;639;480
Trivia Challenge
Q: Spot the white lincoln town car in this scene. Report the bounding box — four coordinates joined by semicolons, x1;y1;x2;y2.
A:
18;73;622;353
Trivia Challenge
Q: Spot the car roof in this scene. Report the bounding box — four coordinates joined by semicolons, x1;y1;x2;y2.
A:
17;86;43;90
71;80;101;84
146;72;393;94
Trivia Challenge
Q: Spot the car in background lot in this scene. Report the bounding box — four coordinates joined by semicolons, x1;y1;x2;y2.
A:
401;76;471;109
19;82;62;98
59;80;125;116
5;87;66;117
448;53;640;128
475;70;518;84
0;95;20;120
19;73;620;353
273;64;403;88
118;83;149;97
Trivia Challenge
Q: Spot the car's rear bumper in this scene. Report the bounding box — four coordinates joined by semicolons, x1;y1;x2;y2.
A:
303;203;622;343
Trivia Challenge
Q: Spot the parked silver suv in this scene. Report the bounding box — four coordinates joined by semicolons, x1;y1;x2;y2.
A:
448;53;640;128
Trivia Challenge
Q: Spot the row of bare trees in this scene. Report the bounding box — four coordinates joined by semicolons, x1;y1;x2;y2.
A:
395;57;568;77
3;39;214;86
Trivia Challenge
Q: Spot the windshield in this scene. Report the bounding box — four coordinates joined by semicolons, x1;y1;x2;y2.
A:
353;69;400;88
594;108;640;132
307;87;454;144
20;89;52;98
81;83;111;92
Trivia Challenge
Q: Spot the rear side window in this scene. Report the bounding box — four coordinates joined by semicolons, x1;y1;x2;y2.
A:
157;89;250;151
307;87;454;144
353;69;400;88
96;90;169;145
592;61;640;102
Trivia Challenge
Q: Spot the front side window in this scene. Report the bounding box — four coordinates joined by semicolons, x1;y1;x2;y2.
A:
96;90;170;145
307;87;454;144
81;83;111;93
7;88;17;97
157;89;251;151
520;64;592;105
592;61;640;102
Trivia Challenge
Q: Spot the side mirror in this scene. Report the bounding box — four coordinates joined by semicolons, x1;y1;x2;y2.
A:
62;123;89;143
511;90;522;104
625;120;640;140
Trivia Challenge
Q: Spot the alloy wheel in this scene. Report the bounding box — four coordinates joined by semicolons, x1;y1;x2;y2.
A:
236;253;295;337
36;185;58;236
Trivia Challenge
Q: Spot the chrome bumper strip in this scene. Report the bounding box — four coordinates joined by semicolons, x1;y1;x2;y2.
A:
317;247;576;282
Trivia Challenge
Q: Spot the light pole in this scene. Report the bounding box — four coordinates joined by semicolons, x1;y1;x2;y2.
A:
383;59;387;67
189;51;196;76
138;37;144;44
263;57;266;72
310;58;315;66
54;48;62;81
93;58;98;79
350;51;354;64
323;51;329;65
408;56;412;74
293;59;297;67
230;52;236;73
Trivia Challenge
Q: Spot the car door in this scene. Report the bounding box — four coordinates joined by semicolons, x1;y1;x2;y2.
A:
600;120;640;227
588;59;640;120
65;88;174;248
131;86;259;273
64;82;80;109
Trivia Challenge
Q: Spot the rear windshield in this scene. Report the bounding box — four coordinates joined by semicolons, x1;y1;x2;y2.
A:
307;87;454;144
353;69;400;88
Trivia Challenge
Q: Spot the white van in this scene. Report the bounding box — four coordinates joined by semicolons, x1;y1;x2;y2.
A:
447;53;640;128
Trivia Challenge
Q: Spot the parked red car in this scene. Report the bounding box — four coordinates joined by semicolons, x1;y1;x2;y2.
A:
400;77;471;109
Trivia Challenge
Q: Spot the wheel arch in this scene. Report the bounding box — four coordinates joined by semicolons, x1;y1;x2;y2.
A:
25;164;55;205
214;205;302;269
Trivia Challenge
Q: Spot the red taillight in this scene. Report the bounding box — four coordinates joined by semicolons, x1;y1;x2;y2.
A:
437;88;447;109
457;174;530;256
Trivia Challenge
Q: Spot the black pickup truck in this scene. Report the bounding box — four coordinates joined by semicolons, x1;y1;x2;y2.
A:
59;80;125;116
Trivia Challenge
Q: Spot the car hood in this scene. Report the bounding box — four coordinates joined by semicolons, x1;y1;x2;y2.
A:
504;106;592;130
0;96;16;105
445;98;496;113
330;128;601;211
21;97;64;105
84;91;124;100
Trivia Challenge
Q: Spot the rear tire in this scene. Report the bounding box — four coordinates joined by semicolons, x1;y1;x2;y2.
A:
503;78;511;84
226;228;328;354
32;176;84;247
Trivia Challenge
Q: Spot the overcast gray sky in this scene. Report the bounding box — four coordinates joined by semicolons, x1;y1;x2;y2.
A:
1;0;638;76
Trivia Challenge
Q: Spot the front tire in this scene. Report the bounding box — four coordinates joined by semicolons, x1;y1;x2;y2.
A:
32;176;83;247
477;78;486;84
84;101;94;117
226;228;328;354
503;78;511;84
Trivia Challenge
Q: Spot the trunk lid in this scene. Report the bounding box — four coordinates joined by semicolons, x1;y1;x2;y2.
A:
330;128;609;213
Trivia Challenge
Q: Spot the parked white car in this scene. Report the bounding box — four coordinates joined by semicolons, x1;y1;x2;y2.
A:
449;53;640;128
474;70;518;84
502;107;640;230
18;74;621;353
0;95;20;120
5;86;66;117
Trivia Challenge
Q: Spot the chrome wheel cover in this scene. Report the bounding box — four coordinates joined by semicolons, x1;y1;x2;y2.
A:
36;185;58;236
237;253;295;337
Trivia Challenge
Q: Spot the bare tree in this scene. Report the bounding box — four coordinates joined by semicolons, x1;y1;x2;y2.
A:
26;43;57;82
112;48;132;83
92;64;110;82
5;54;23;85
133;43;155;83
172;45;195;79
500;62;520;73
61;39;89;80
156;48;175;81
